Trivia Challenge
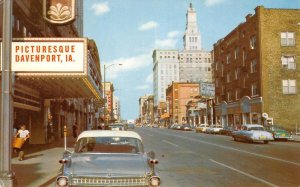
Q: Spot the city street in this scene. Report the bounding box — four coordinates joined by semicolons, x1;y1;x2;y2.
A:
136;128;300;187
11;128;300;187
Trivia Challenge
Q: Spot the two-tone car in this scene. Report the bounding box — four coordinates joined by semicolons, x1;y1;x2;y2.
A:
266;125;292;141
56;130;160;187
232;124;274;144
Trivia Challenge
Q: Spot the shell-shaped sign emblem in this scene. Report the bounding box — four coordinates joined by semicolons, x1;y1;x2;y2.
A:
43;0;75;24
48;3;71;21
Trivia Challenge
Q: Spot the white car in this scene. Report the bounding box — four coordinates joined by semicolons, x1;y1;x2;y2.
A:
195;124;210;133
206;125;223;134
232;124;274;144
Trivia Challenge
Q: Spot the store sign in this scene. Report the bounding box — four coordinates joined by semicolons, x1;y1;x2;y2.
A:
200;83;215;97
43;0;75;24
11;38;86;72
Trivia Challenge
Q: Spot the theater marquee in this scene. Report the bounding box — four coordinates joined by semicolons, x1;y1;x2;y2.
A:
11;38;87;72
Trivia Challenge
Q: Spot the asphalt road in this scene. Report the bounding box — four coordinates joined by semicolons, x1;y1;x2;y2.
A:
135;127;300;187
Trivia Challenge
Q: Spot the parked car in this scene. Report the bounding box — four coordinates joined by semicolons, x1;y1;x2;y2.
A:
219;126;235;136
56;130;160;187
171;124;182;130
232;124;274;144
265;125;292;141
206;125;223;134
195;124;210;133
180;124;193;131
108;123;125;131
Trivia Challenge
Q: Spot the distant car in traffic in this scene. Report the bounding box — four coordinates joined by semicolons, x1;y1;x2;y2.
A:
195;124;210;133
108;123;125;131
127;123;135;129
219;126;235;136
206;125;223;134
232;124;274;144
56;130;160;187
179;124;193;131
265;125;292;141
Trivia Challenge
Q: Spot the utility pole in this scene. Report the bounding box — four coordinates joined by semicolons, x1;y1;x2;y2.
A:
0;0;15;186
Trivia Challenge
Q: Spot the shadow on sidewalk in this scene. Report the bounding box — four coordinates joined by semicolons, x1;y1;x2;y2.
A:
12;136;76;158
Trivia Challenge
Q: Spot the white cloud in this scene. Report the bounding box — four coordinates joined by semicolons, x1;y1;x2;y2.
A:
91;2;110;15
167;31;180;38
146;73;153;83
138;21;158;31
103;53;152;79
154;30;180;49
204;0;226;7
136;85;150;90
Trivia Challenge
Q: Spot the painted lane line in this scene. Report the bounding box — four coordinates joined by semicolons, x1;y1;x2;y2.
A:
209;159;279;187
152;130;300;166
163;140;179;147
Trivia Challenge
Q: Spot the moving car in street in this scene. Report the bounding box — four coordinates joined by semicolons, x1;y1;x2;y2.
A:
180;124;193;131
232;124;274;144
56;130;160;187
265;125;292;141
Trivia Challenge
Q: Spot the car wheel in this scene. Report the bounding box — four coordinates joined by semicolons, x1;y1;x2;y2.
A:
263;140;269;144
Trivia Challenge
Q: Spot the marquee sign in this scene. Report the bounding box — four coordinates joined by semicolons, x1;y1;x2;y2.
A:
43;0;75;24
7;38;87;73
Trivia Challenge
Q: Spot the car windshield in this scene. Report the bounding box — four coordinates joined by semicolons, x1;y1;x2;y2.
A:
248;126;264;131
74;136;144;154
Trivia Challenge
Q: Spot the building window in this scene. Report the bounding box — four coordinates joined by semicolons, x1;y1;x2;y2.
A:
16;19;20;31
215;62;218;71
242;49;246;66
234;48;239;60
23;26;27;37
235;89;240;100
281;56;296;69
235;68;240;80
281;32;295;46
221;86;225;95
227;92;232;101
250;35;256;49
216;79;219;88
226;72;231;83
282;80;296;94
251;83;258;96
226;53;231;64
221;63;224;77
251;59;257;73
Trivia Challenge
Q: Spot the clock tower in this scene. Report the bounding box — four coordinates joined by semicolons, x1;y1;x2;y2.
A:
183;3;201;51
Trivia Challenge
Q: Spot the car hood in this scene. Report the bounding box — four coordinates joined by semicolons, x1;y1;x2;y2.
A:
67;153;150;177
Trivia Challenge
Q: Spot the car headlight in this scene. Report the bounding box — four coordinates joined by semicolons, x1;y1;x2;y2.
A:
56;176;68;187
150;176;160;187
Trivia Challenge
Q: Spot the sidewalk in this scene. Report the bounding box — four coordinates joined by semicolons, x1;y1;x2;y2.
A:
12;137;75;187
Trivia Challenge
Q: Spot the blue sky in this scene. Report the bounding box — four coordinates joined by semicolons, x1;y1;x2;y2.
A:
83;0;300;120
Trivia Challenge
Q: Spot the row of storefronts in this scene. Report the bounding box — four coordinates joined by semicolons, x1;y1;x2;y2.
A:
1;0;104;144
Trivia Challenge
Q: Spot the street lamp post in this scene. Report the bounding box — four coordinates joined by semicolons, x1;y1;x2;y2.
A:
0;0;15;186
103;64;122;127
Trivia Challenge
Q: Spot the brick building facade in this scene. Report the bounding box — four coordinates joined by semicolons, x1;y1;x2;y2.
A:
213;6;299;130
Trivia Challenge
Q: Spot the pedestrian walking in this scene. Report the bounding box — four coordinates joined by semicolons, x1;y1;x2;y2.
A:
14;124;30;161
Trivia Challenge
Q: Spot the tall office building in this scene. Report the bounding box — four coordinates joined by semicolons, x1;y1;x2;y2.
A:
179;3;212;83
152;50;180;106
